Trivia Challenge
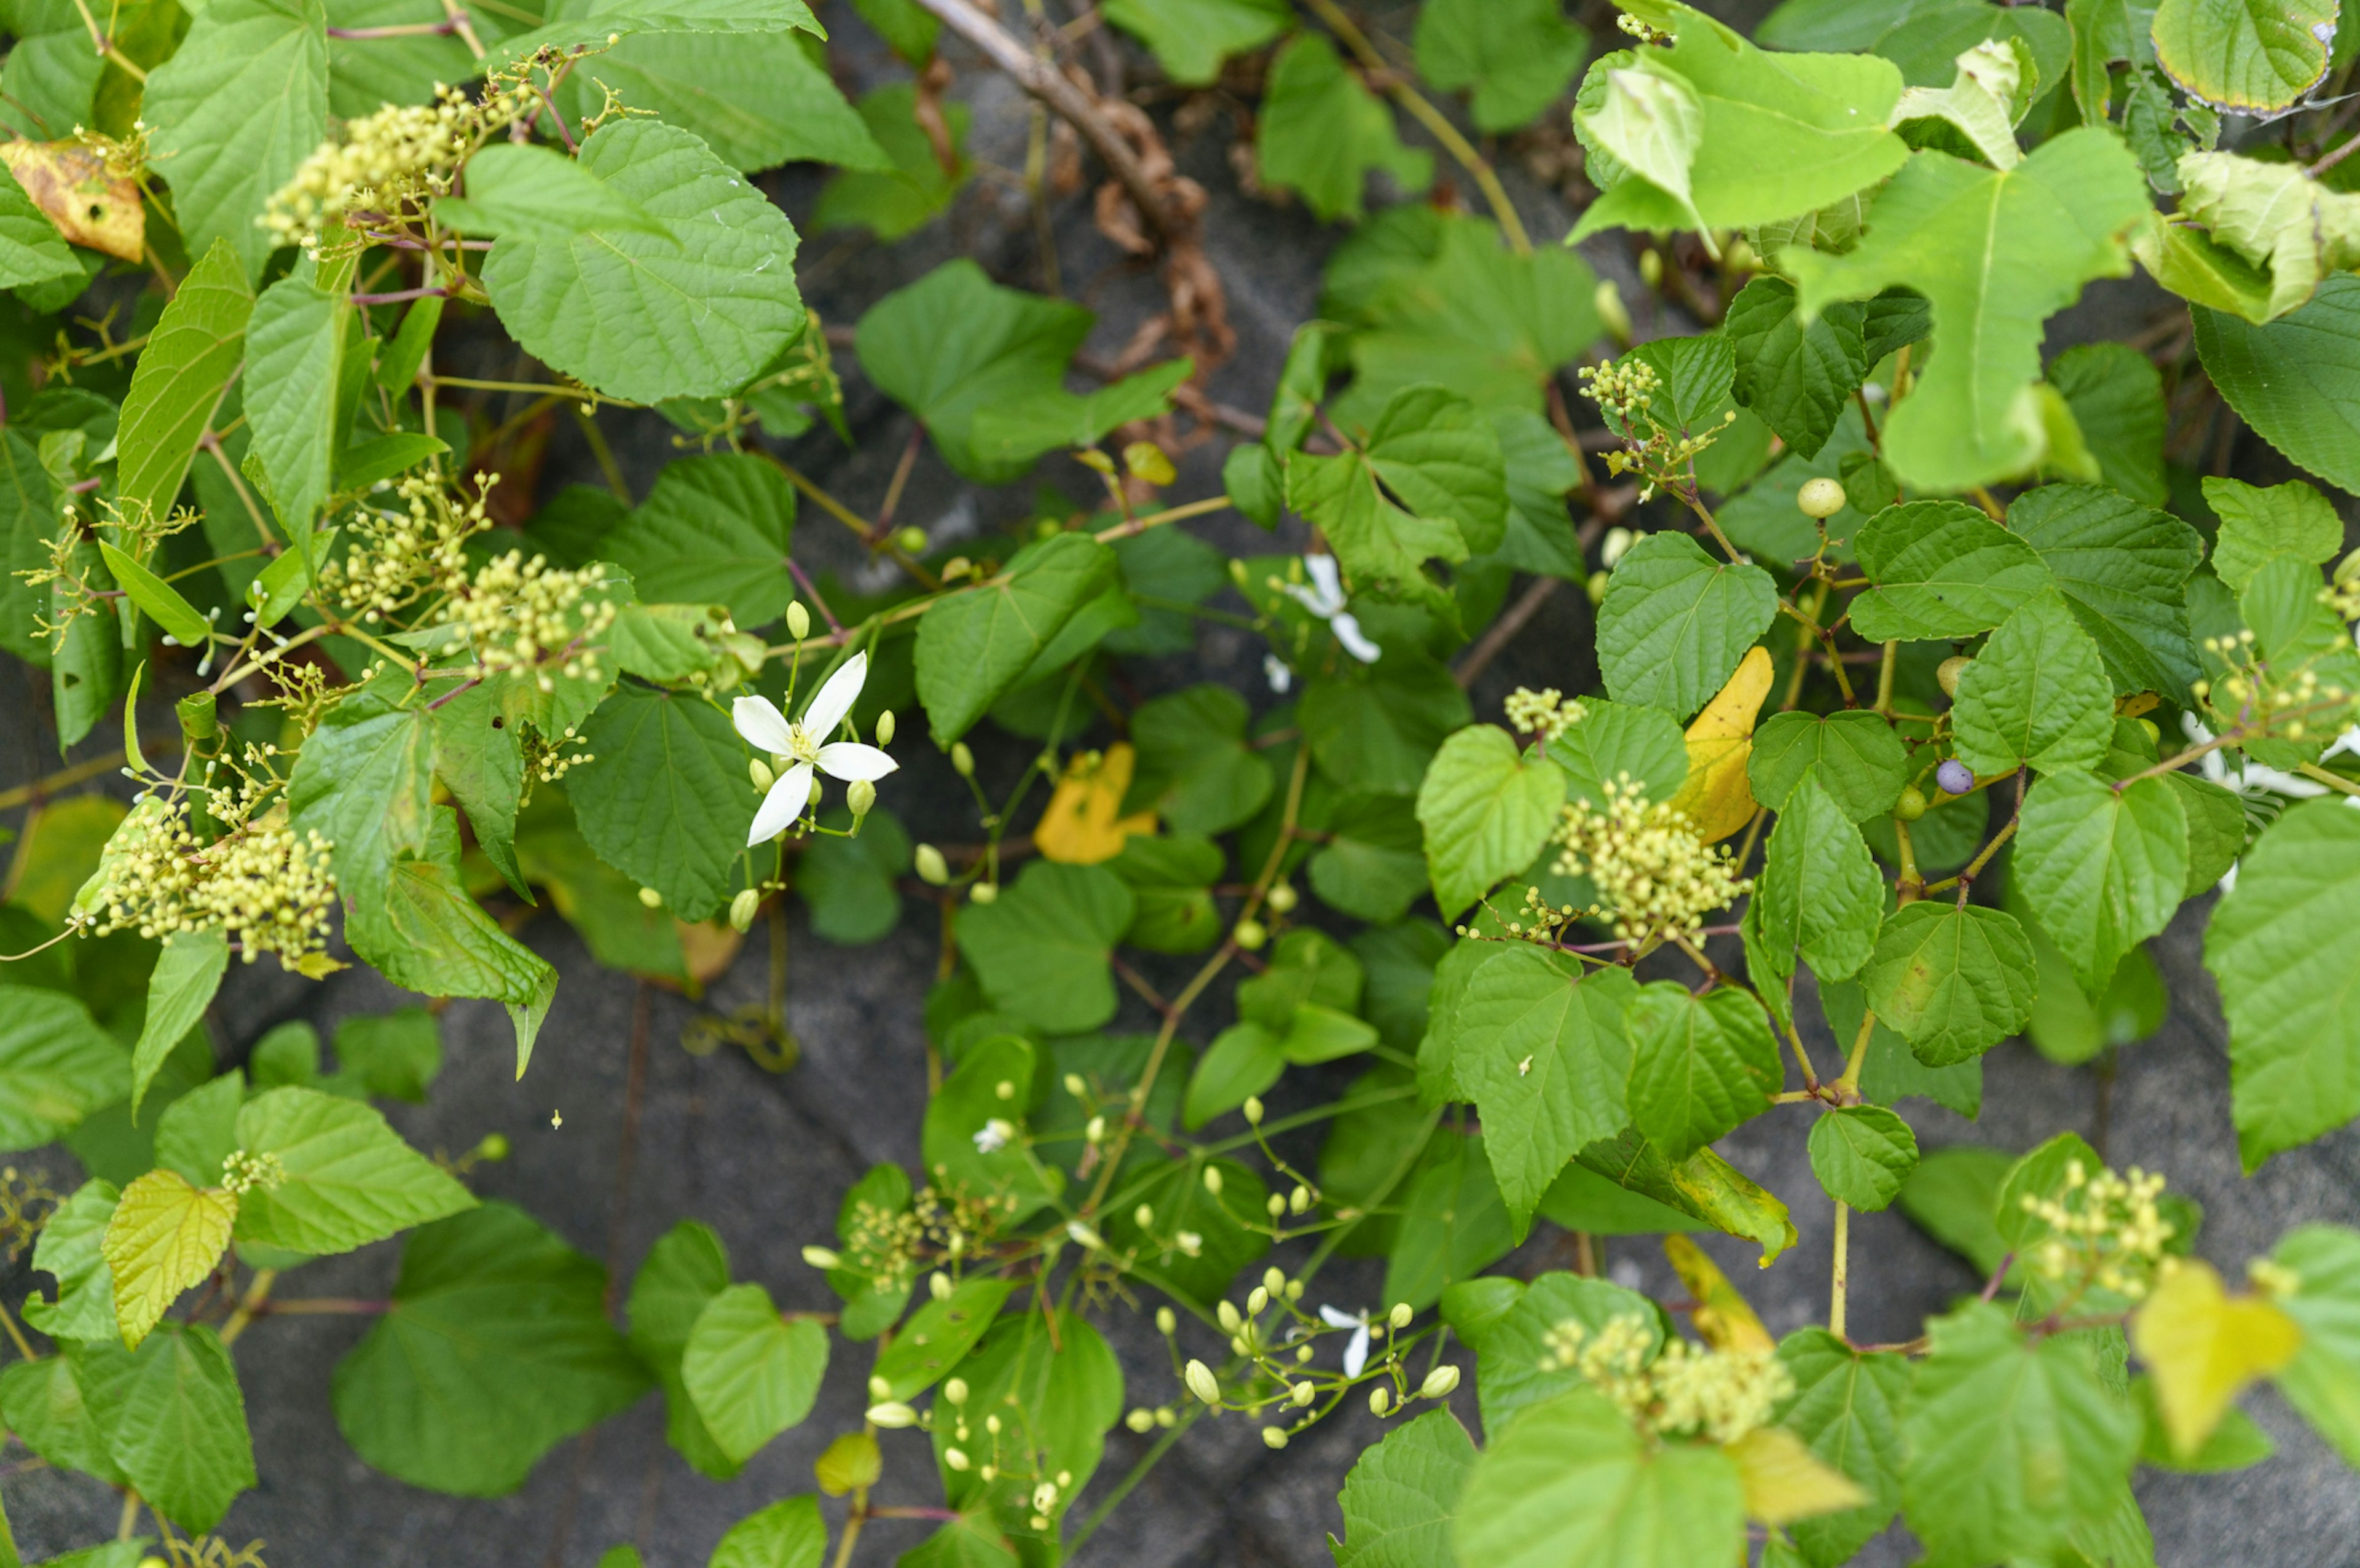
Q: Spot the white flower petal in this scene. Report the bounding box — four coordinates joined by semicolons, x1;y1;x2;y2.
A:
733;694;794;754
748;763;812;845
801;651;868;739
1303;553;1345;613
1264;654;1293;694
1343;1323;1370;1380
816;741;900;782
1332;613;1382;665
1319;1305;1363;1330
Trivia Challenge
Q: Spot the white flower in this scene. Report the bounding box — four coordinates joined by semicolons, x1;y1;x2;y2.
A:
1320;1304;1374;1378
974;1118;1015;1153
1264;654;1294;693
1283;554;1381;664
733;651;899;846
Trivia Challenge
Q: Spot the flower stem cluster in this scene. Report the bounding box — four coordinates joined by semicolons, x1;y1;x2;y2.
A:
2019;1158;2176;1300
1538;1312;1792;1445
2192;626;2356;747
436;544;620;693
261;82;529;254
1549;775;1750;945
1504;686;1587;743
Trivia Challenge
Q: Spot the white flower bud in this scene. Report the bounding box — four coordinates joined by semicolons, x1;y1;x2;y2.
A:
951;742;975;777
730;888;761;932
750;758;774;790
1390;1303;1414;1330
1420;1365;1461;1400
1156;1307;1177;1335
1185;1359;1221;1404
1217;1300;1243;1333
637;886;663;908
1247;1286;1269;1314
970;882;998;904
1202;1166;1224;1196
870;1376;892;1400
1134;1203;1154;1227
1289;1185;1310;1214
930;1271;953;1301
943;1446;970;1471
801;1245;842;1270
1369;1387;1390;1416
847;777;876;817
1263;1268;1286;1295
1067;1220;1106;1251
1291;1381;1315;1406
1125;1408;1155;1433
915;844;950;884
1242;1096;1264;1125
944;1377;969;1405
867;1401;919;1428
1267;1194;1287;1218
787;602;811;639
876;710;896;746
1261;1427;1289;1449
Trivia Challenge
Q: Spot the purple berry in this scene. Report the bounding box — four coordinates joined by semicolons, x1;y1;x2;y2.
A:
1936;759;1974;796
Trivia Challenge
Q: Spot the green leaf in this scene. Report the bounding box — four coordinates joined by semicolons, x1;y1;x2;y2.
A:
2190;273;2360;495
572;684;753;922
132;930;226;1118
2152;0;2336;111
954;861;1133;1035
626;1219;738;1479
1257;32;1433;222
915;532;1117;743
1466;1271;1659;1431
230;1086;475;1253
682;1284;828;1464
1383;1131;1516;1310
1413;0;1587;132
1105;1154;1271;1307
101;1169;237;1349
1849;499;2056;642
798;807;911;946
1863;901;2037;1066
1552;699;1693;809
332;1202;650;1495
1286;384;1510;604
1311;796;1430;924
2204;798;2360;1169
1748;711;1910;822
1536;1160;1709;1236
73;1325;256;1532
2265;1223;2360;1467
482;119;804;404
1128;684;1273;834
1626;982;1779;1162
23;1179;122;1343
0;1354;122;1486
1184;1022;1287;1132
2133;1373;2274;1473
2008;484;2203;701
1301;651;1471;796
243;261;347;561
289;683;435;904
854;260;1174;483
2014;770;2188;999
919;1033;1063;1224
561;31;888;175
2202;475;2345;594
1595;531;1779;721
95;543;208;649
1807;1105;1919;1210
1774;1329;1909;1568
1455;1387;1745;1568
1099;0;1288;85
438;142;670;241
870;1276;1015;1399
1756;774;1887;985
0;981;126;1150
1900;1301;2139;1566
1951;591;2116;777
934;1307;1123;1546
429;678;526;897
491;0;823;59
1332;1407;1480;1568
144;0;328;282
811;84;972;242
1453;947;1636;1237
1570;7;1908;242
2048;343;2168;504
709;1495;828;1568
1415;725;1567;917
2023;928;2168;1066
604;453;796;630
1726;276;1873;461
1788;131;2150;490
116;240;253;525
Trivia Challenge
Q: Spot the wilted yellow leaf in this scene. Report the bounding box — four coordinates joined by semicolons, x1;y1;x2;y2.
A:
0;141;143;262
1665;1233;1775;1354
101;1167;238;1349
675;919;744;989
1033;743;1157;864
1728;1425;1869;1524
1669;645;1774;843
2133;1258;2302;1459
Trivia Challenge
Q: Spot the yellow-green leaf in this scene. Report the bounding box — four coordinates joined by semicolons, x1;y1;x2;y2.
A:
1728;1424;1869;1526
2132;1257;2301;1459
100;1168;237;1349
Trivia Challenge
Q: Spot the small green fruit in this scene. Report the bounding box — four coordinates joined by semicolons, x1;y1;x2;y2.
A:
1937;654;1972;698
1796;477;1848;519
1894;786;1927;821
1234;919;1268;951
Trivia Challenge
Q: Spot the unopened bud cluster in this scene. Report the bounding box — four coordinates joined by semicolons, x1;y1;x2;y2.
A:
74;783;337;968
220;1149;287;1196
261;82;531;253
1549;775;1749;944
2020;1158;2175;1299
1576;358;1661;425
1504;686;1587;743
2192;625;2353;746
1540;1313;1790;1445
437;546;619;692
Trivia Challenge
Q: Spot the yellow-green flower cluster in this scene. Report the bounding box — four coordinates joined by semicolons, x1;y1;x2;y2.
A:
2020;1158;2175;1299
1504;686;1587;742
1549;775;1750;944
436;547;619;694
220;1150;287;1197
322;472;487;621
1616;12;1673;45
2193;627;2354;745
1539;1312;1792;1445
74;786;337;968
260;81;530;253
1577;358;1661;425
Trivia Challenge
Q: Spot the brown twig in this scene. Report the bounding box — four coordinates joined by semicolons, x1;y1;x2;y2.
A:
1453;576;1562;689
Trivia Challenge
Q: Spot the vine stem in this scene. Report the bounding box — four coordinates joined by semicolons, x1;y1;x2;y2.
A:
0;1299;35;1362
1833;1007;1876;1098
1829;1201;1851;1341
218;1269;279;1346
1296;0;1533;254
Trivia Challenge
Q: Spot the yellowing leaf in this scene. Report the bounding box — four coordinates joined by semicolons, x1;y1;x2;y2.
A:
2132;1258;2302;1459
0;141;144;263
675;919;745;987
1032;743;1157;864
1664;1233;1774;1354
1670;645;1773;843
100;1167;238;1349
1728;1424;1869;1524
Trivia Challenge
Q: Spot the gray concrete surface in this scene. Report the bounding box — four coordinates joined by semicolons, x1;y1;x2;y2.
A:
6;2;2360;1563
